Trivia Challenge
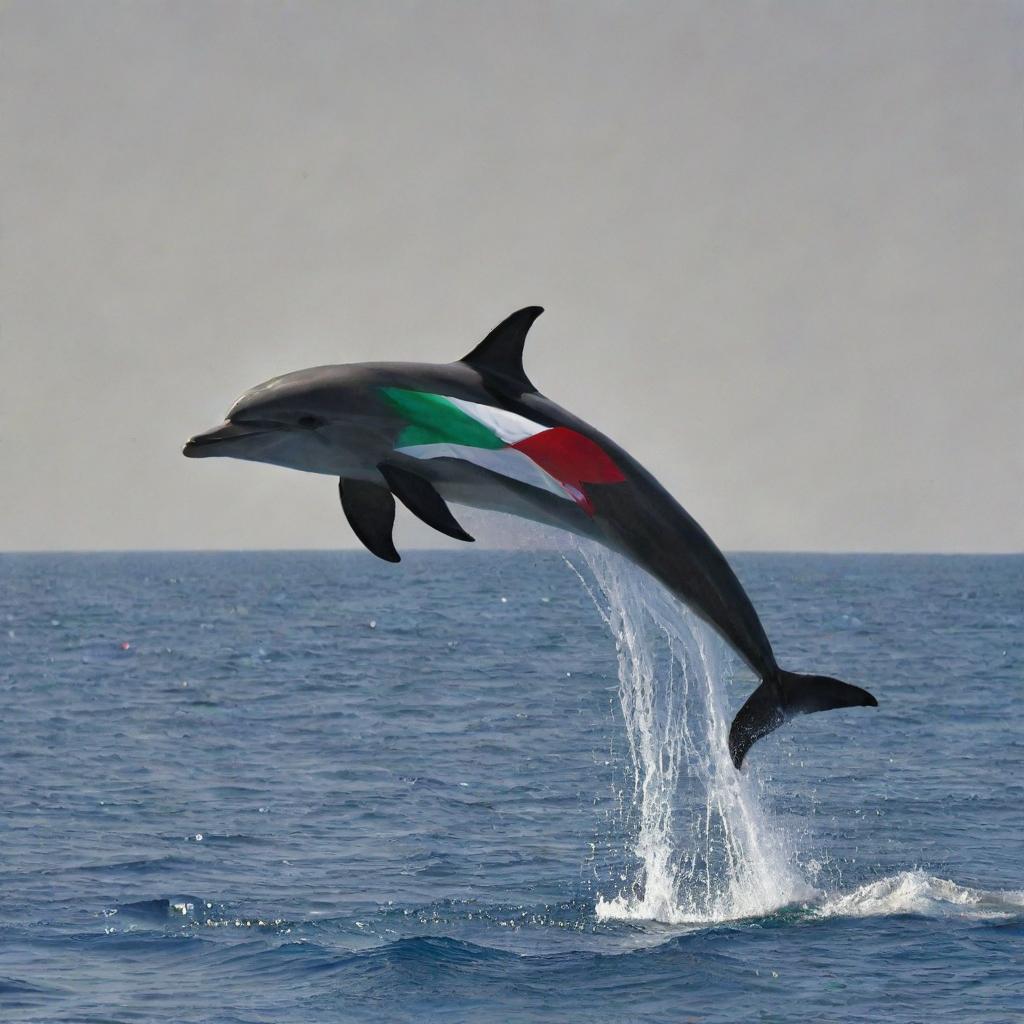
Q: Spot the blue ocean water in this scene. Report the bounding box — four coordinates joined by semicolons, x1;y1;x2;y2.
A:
0;547;1021;1023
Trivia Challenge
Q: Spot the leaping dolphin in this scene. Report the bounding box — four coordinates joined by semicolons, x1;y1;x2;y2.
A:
184;307;877;768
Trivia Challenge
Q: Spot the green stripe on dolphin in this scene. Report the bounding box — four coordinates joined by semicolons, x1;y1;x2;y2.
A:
380;387;506;450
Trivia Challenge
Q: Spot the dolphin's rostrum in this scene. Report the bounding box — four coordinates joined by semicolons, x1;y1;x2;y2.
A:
184;307;878;768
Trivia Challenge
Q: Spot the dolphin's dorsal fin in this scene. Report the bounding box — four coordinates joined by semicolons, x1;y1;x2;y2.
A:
459;306;543;392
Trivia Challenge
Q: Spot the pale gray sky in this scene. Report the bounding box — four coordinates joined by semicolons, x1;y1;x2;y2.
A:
2;1;1022;553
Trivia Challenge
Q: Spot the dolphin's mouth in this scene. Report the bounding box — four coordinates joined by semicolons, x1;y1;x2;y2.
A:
183;422;277;457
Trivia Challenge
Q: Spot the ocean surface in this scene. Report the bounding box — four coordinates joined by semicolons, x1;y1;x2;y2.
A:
0;545;1021;1023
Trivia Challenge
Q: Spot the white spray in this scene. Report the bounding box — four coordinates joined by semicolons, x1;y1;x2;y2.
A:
568;544;815;924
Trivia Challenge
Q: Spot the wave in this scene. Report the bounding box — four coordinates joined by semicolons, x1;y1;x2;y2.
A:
80;872;1022;986
108;896;293;932
814;871;1024;921
596;870;1024;926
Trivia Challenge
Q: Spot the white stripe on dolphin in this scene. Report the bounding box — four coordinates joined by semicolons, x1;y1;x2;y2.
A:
184;307;878;768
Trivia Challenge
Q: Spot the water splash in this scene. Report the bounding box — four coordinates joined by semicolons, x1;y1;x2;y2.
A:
816;871;1024;920
567;544;815;924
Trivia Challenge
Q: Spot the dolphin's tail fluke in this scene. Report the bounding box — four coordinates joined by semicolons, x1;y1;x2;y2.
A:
728;671;878;770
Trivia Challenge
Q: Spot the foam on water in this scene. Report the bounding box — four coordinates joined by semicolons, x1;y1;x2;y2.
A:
816;871;1024;921
566;545;816;924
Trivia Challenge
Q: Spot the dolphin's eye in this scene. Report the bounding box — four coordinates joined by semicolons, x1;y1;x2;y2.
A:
297;415;323;429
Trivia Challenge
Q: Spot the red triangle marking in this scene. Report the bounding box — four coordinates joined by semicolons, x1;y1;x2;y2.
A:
511;428;625;514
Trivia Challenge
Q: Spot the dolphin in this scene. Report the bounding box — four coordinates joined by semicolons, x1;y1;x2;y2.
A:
184;306;877;768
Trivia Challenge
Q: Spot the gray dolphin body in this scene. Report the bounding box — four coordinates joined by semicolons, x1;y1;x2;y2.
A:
185;307;877;768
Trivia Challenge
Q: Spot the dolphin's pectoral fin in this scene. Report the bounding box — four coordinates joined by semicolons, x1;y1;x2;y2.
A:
338;477;401;563
378;463;474;543
728;671;878;770
459;306;543;393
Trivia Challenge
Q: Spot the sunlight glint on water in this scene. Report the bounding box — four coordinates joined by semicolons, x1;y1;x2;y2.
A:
569;545;815;923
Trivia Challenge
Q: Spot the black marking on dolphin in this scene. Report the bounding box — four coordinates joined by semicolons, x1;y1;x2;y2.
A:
184;306;878;768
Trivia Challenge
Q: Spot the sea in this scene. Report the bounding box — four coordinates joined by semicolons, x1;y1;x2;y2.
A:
0;542;1021;1023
